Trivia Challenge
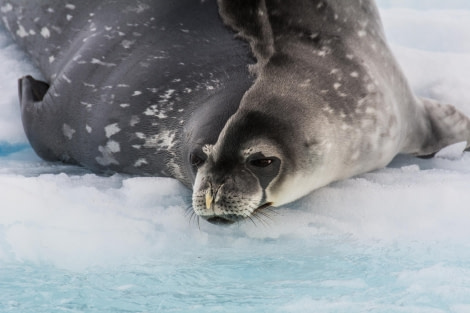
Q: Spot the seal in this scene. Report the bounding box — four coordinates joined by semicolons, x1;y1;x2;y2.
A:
2;0;470;225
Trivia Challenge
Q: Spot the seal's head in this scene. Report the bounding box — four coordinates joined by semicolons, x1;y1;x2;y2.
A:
189;85;332;225
190;110;287;225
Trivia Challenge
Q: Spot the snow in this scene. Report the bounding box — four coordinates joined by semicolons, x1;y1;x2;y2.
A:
1;2;470;312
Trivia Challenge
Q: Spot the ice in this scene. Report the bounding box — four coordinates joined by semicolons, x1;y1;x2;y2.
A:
0;30;40;144
1;2;470;312
435;141;467;160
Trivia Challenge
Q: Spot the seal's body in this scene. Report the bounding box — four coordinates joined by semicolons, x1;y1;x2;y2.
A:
2;0;470;225
0;0;253;186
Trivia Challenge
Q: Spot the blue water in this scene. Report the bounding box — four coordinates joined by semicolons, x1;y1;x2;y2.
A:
0;142;30;157
2;237;470;313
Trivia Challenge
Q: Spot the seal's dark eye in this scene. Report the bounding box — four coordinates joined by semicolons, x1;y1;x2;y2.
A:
249;158;273;168
190;153;205;167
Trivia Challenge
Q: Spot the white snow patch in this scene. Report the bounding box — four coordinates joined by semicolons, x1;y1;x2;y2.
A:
96;140;121;166
160;89;175;101
1;3;12;13
16;25;28;38
40;27;50;38
91;58;116;67
435;141;467;160
121;40;134;49
62;74;71;84
104;123;121;138
62;124;75;140
134;158;148;167
129;115;140;127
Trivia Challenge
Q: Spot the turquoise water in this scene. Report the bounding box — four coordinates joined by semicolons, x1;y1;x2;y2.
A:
0;143;29;157
2;237;470;313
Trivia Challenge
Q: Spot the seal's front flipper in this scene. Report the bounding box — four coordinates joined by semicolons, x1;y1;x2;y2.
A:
18;75;60;162
218;0;274;69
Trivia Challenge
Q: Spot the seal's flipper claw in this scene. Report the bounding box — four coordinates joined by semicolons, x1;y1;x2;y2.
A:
18;75;50;105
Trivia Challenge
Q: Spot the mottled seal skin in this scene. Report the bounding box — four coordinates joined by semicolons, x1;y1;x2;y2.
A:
0;0;253;187
2;0;470;226
191;0;470;224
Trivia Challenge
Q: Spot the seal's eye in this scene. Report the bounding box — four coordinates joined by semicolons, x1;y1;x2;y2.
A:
190;153;205;168
249;158;273;168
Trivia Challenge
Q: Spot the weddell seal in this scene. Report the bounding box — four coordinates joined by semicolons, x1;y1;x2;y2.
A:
1;0;470;225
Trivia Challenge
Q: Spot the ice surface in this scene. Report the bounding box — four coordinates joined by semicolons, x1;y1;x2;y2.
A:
1;2;470;313
435;141;467;160
0;31;40;144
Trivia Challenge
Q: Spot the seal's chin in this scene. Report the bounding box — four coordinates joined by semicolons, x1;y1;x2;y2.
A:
201;202;274;226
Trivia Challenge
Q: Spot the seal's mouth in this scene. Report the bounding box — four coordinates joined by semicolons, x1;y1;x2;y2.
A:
207;216;235;225
204;202;274;226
